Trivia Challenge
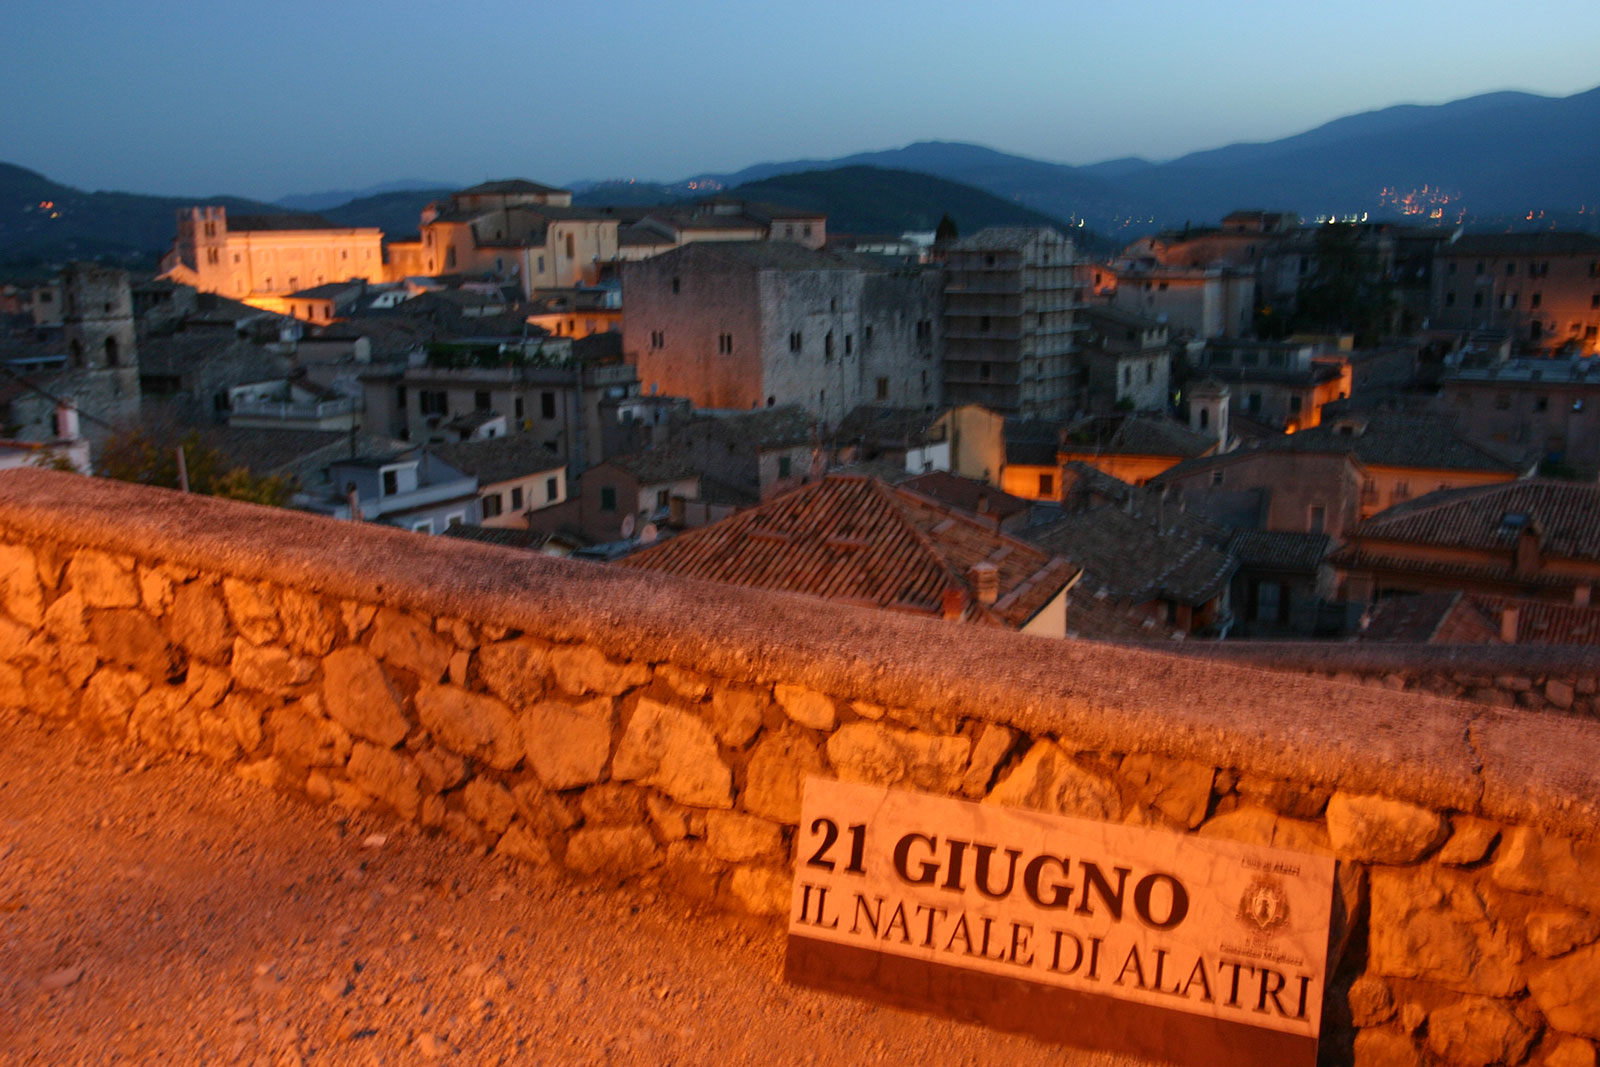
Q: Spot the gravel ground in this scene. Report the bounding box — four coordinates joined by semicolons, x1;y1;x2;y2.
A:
0;708;1151;1067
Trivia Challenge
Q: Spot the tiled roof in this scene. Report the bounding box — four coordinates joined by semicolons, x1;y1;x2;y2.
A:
605;448;702;485
1060;461;1136;504
1059;414;1217;459
1360;591;1600;646
1226;529;1333;571
670;406;814;451
426;436;564;486
1024;504;1236;606
441;524;554;552
640;241;869;273
620;475;1079;629
1346;479;1600;560
1326;546;1582;591
1437;232;1600;257
1273;413;1528;472
834;405;940;447
901;471;1030;524
287;281;363;300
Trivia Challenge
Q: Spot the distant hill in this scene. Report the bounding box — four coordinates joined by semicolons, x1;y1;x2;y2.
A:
723;166;1110;250
678;84;1600;233
0;162;275;269
275;179;453;213
573;181;693;208
320;188;451;236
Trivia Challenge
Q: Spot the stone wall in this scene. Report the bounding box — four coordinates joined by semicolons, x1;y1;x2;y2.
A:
1;468;1598;1066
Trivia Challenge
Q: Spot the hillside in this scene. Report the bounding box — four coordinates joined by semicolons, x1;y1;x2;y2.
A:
725;166;1105;247
0;162;275;269
320;188;451;236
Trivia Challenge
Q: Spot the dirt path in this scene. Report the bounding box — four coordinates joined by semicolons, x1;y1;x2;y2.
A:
0;708;1150;1066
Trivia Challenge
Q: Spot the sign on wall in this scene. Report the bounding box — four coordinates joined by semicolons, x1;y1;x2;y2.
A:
785;778;1335;1067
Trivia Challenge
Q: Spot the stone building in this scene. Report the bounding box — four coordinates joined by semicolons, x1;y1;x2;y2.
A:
1077;305;1171;414
623;242;941;427
941;228;1084;419
1440;356;1600;477
1430;232;1600;353
162;207;384;310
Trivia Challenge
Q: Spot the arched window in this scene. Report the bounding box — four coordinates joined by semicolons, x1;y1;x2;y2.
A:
104;336;120;366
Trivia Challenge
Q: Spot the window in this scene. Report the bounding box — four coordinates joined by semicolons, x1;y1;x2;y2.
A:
1445;292;1456;307
876;377;889;401
1535;395;1550;412
482;493;503;518
1473;293;1484;309
864;325;873;348
789;331;803;352
1038;473;1054;497
1145;363;1154;384
1592;294;1599;309
1532;293;1542;309
420;390;447;416
1506;263;1516;276
824;333;834;361
649;330;664;349
979;315;991;332
1446;262;1457;276
778;456;792;478
915;320;932;342
546;477;559;501
819;389;825;408
397;386;407;409
474;390;491;411
541;391;556;419
382;470;399;496
412;520;433;534
1210;470;1224;487
514;397;524;419
718;333;733;354
510;487;524;510
656;489;670;510
1309;506;1325;535
536;255;544;273
565;234;575;258
599;486;617;512
844;334;853;355
803;225;812;238
829;298;837;312
1289;396;1303;414
1247;392;1262;413
1495;392;1511;410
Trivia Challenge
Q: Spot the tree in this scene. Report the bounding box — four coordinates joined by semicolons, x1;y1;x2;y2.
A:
98;429;291;507
1293;224;1394;346
935;214;959;243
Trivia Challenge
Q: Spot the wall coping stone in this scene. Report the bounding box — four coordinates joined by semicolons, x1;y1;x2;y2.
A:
1163;640;1598;677
3;469;1597;840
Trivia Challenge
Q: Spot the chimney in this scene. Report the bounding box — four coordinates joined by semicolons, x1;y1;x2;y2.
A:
940;587;966;621
1514;519;1542;578
1576;585;1592;609
976;493;989;514
1500;607;1519;644
970;561;999;605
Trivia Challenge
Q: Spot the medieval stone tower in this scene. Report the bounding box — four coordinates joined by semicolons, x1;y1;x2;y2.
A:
53;262;140;439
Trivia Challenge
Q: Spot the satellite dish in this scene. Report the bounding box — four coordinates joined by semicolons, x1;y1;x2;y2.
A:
639;522;659;545
620;513;636;538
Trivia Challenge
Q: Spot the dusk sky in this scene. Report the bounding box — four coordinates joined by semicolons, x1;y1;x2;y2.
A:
8;0;1599;202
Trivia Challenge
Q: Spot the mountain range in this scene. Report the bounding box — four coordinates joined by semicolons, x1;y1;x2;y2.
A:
3;83;1596;274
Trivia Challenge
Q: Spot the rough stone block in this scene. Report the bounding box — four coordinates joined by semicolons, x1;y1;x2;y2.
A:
579;783;647;825
611;698;732;809
67;550;140;608
1325;792;1448;864
90;608;178;679
1532;942;1600;1040
417;745;467;792
1528;908;1600;960
434;616;478;649
237;757;290;790
1437;816;1500;867
268;696;352;767
1198;806;1330;855
774;683;836;730
137;565;174;616
1548;678;1577;711
321;645;409;747
655;664;708;700
129;685;200;752
985;740;1122;821
1352;1028;1423;1067
1368;867;1524;997
705;810;783;862
340;601;376;641
549;645;650;697
729;866;789;916
369;609;453;683
221;692;265;752
495;821;552;866
511;780;580;837
741;728;827;824
0;543;45;627
707;687;766;747
461;777;517;834
959;724;1017;798
520;698;613;789
476;638;550;710
1119;752;1214;829
1425;996;1535;1066
43;588;90;644
347;743;422;818
278;588;337;656
1347;973;1395;1027
231;638;314;692
414;683;521;770
826;722;970;792
1235;775;1330;820
661;841;724;903
563;826;660;880
646;794;693;842
184;662;230;709
1493;827;1600;914
167;581;233;662
83;667;151;734
222;578;281;644
1546;1037;1599;1067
